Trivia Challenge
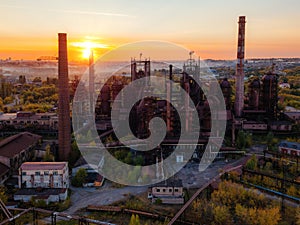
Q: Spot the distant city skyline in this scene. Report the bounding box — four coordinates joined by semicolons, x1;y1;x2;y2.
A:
0;0;299;61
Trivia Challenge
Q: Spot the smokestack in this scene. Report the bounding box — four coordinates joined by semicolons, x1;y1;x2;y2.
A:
166;65;172;133
234;16;246;117
58;33;71;161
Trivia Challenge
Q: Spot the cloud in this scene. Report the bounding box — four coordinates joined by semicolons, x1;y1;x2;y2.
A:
52;9;135;18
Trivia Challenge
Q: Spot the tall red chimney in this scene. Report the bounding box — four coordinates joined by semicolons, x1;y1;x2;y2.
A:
58;33;71;161
235;16;246;117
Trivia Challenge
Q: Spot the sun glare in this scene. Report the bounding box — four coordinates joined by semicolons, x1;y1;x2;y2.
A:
82;47;91;59
71;40;109;59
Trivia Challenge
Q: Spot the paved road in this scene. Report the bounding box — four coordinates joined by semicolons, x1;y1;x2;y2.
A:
65;157;246;215
64;182;147;215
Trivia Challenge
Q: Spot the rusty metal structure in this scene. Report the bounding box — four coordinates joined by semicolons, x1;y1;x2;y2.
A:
58;33;71;161
234;16;246;117
261;72;278;118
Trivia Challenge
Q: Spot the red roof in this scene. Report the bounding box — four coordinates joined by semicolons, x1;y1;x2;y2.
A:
0;132;42;158
20;162;67;170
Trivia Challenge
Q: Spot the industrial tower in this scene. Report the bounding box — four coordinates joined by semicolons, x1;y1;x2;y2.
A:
235;16;246;117
58;33;71;161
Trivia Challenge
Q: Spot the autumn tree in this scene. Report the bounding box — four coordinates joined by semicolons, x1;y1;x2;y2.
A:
129;214;140;225
296;207;300;225
43;144;54;162
235;204;280;225
245;154;258;171
208;181;281;225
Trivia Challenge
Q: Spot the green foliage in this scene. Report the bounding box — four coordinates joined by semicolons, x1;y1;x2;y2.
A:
134;155;144;166
129;214;141;225
43;144;54;162
245;154;258;170
235;203;280;225
18;83;58;112
68;141;81;167
22;103;52;113
71;168;87;187
113;149;144;166
3;96;13;104
154;198;162;205
296;208;300;225
128;166;141;183
0;186;8;204
0;97;3;111
34;199;47;208
212;204;232;225
286;185;298;197
0;81;13;99
124;152;133;164
266;132;278;151
264;162;273;171
236;130;252;150
194;181;281;225
57;197;71;211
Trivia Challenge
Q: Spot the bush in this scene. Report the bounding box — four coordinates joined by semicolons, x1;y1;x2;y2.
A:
71;168;87;187
155;198;162;204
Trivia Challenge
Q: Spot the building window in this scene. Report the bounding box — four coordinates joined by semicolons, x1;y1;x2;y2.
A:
163;189;166;192
44;171;49;176
169;189;172;192
35;172;40;176
174;188;179;192
156;188;160;192
53;171;58;175
22;172;26;176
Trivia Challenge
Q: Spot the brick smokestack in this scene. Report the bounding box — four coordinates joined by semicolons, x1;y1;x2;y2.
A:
234;16;246;117
58;33;71;161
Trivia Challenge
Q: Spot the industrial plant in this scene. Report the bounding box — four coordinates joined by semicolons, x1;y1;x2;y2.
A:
0;15;299;225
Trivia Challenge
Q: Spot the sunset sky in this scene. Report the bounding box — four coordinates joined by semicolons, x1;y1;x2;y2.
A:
0;0;299;61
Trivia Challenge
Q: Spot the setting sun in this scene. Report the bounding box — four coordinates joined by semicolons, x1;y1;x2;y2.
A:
82;47;91;59
71;40;109;59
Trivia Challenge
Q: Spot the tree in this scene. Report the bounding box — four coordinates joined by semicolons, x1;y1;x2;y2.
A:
235;204;280;225
236;130;246;150
236;131;252;150
33;77;42;82
0;97;3;111
0;186;8;204
264;162;273;171
266;132;278;151
296;207;300;225
71;168;87;187
43;144;54;162
245;154;258;170
68;141;81;167
129;214;140;225
212;204;232;225
287;185;298;197
134;155;144;166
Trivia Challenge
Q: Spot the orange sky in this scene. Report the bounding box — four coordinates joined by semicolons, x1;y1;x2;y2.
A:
0;0;299;61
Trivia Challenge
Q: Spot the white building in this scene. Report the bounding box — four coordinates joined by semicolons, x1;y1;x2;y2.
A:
148;179;184;204
18;162;69;189
278;141;300;156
